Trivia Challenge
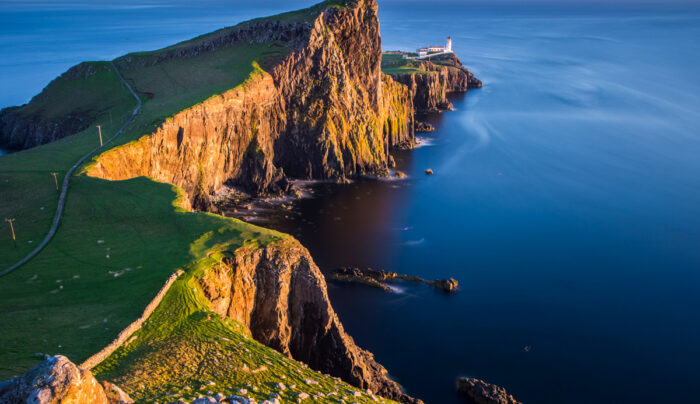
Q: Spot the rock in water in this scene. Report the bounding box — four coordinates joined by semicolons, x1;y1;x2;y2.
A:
456;377;521;404
0;355;133;404
432;278;459;293
415;121;435;132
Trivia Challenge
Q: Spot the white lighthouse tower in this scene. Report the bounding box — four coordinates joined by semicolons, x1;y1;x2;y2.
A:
446;36;453;52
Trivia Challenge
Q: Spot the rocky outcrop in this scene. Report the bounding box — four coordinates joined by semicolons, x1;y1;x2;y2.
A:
415;121;435;132
199;240;422;404
388;53;481;113
330;266;459;293
457;377;521;404
87;0;414;208
0;355;132;404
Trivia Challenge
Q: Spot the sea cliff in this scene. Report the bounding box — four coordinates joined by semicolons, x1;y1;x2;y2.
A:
86;0;414;210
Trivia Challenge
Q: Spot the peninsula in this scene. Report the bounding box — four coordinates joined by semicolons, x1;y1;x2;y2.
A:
0;1;480;403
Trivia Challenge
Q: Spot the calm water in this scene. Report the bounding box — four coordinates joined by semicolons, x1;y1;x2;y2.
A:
4;2;700;403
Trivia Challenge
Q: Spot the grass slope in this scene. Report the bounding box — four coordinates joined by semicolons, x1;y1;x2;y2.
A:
380;53;433;75
0;2;402;401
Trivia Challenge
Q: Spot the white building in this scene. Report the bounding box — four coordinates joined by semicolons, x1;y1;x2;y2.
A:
416;37;453;56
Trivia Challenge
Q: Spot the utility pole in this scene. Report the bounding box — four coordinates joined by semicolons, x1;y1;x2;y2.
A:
97;125;103;146
5;218;16;248
50;172;59;191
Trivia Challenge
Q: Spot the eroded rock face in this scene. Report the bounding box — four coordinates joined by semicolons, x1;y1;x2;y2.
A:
199;240;422;404
457;377;521;404
87;0;414;208
0;355;132;404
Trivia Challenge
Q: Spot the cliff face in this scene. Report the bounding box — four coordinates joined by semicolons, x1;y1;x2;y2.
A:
87;0;414;209
389;53;482;113
199;240;421;404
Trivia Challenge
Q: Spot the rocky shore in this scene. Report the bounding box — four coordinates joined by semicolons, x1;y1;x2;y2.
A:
330;266;459;293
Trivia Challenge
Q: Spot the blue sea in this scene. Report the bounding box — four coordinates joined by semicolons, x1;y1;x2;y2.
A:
3;1;700;403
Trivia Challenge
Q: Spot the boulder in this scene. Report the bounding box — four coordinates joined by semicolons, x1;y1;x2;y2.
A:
432;278;459;293
0;355;132;404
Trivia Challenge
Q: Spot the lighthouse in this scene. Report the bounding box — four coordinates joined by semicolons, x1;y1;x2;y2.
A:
446;36;453;52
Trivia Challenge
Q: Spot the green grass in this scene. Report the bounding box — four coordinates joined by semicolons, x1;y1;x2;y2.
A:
0;175;285;379
16;62;134;121
380;53;433;75
92;243;393;404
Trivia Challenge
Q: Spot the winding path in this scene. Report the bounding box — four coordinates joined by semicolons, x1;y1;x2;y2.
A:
0;62;141;278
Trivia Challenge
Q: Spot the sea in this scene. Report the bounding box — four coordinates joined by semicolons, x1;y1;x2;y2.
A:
2;1;700;403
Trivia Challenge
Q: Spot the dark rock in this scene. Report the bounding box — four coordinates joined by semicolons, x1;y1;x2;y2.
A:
415;121;435;132
432;277;459;293
456;377;521;404
331;267;458;294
